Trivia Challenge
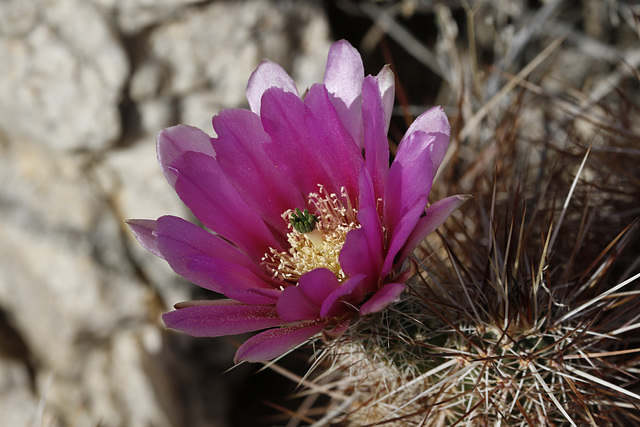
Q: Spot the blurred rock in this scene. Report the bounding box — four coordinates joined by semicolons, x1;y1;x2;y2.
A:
129;60;166;102
0;0;331;425
142;0;331;130
0;358;49;427
0;0;39;37
44;327;172;427
0;0;128;151
93;0;203;35
0;141;145;358
0;138;168;425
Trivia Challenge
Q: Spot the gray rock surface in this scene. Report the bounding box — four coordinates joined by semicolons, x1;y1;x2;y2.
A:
0;0;331;425
0;0;128;151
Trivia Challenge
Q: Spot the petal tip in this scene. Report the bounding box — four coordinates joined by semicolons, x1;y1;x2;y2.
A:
359;283;406;316
246;60;298;114
126;219;163;258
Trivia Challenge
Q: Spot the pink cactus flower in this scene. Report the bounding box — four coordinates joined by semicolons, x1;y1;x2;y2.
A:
128;40;467;363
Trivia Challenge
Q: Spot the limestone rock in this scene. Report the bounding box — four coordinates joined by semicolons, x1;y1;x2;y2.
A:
0;0;332;425
142;0;331;128
92;0;203;35
0;0;128;151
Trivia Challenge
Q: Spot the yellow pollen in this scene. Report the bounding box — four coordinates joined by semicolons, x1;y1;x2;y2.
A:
263;185;359;284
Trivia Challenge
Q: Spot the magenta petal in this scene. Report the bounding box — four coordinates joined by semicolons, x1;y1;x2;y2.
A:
298;268;342;307
227;288;281;305
323;40;365;148
246;60;298;115
376;65;395;132
234;320;329;363
212;108;305;236
170;151;283;262
184;255;279;304
402;106;451;173
395;195;470;264
127;219;163;258
339;228;372;280
304;84;363;201
277;286;319;322
260;88;334;198
320;274;367;318
385;131;436;229
361;75;390;206
153;216;278;301
155;215;260;272
130;219;275;299
276;268;342;322
382;195;428;278
163;302;282;337
360;283;405;316
157;125;216;187
340;169;384;280
384;122;449;245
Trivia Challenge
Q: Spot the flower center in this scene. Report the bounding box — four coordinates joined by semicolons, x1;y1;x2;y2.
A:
264;185;358;284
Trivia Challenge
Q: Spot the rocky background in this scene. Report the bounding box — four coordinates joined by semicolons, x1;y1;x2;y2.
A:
1;0;639;426
0;1;332;426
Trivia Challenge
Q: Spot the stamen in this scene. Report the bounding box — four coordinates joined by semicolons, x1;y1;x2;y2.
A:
263;185;359;284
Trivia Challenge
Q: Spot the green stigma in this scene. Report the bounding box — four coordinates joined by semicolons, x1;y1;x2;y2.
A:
290;208;318;234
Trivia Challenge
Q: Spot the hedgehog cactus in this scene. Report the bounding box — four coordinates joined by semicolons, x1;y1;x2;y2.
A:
316;149;640;426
